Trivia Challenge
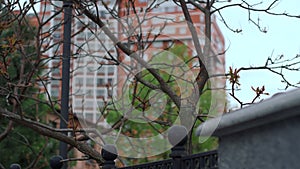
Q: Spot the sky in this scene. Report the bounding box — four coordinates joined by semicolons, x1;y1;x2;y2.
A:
215;0;300;108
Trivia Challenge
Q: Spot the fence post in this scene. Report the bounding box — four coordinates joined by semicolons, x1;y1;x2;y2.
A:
101;144;118;169
168;125;188;169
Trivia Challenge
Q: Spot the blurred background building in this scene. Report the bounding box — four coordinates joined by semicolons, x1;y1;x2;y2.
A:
38;0;224;168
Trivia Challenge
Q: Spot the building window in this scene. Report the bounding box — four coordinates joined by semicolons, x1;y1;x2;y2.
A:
51;89;59;98
53;1;62;7
86;89;93;97
53;33;61;40
107;66;115;74
41;4;52;12
199;37;205;45
152;42;163;48
165;6;176;12
95;113;101;121
53;19;62;28
142;20;148;26
152;7;163;13
86;78;94;86
86;32;93;39
97;78;105;86
74;87;83;95
53;44;60;52
41;14;50;22
178;16;185;22
100;11;106;19
75;66;84;75
97;89;105;98
51;80;60;86
42;24;50;33
89;21;97;29
77;32;85;39
52;67;60;75
200;15;205;23
75;77;83;86
87;65;95;73
179;27;186;34
97;66;105;74
107;78;114;85
103;0;111;5
163;27;176;34
74;112;84;119
152;18;162;25
143;54;149;61
74;100;83;109
77;21;85;29
108;89;113;97
97;101;104;108
85;113;94;122
85;101;94;110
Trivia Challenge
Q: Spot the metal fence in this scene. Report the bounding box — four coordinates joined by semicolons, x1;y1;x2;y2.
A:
10;126;218;169
181;150;218;169
119;159;174;169
100;126;218;169
117;150;218;169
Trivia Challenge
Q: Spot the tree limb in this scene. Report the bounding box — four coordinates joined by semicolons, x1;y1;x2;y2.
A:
0;108;104;164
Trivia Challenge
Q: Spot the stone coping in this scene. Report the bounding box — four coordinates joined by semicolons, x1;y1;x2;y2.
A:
196;89;300;137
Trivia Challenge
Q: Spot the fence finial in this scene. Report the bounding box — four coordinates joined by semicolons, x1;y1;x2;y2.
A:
9;164;21;169
168;125;188;157
50;155;63;169
168;125;188;169
101;144;118;169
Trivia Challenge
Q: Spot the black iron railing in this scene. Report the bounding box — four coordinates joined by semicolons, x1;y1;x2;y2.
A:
52;126;218;169
181;150;218;169
119;159;173;169
101;126;218;169
10;126;218;169
118;150;218;169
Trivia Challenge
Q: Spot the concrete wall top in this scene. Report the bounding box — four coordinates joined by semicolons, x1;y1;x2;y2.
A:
196;89;300;137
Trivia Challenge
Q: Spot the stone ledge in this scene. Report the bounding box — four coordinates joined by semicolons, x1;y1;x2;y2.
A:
196;89;300;137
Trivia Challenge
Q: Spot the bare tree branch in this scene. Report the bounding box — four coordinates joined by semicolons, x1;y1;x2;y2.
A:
0;108;104;164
